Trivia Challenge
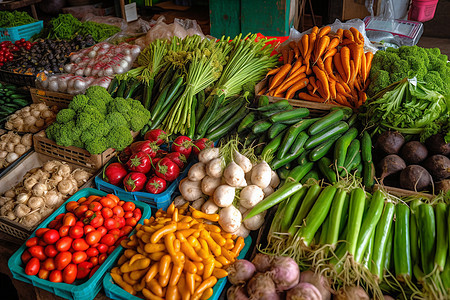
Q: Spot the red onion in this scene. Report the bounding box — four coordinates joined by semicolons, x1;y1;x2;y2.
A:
286;282;322;300
251;253;274;272
227;285;249;300
268;256;300;292
300;270;331;300
247;273;280;300
226;260;256;285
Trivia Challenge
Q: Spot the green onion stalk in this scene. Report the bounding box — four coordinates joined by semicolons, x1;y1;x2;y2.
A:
162;37;229;135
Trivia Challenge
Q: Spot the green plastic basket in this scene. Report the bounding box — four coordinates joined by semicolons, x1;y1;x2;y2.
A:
0;21;43;42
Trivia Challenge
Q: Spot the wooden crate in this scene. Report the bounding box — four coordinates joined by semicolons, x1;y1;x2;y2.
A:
30;88;73;110
373;184;434;200
255;78;341;117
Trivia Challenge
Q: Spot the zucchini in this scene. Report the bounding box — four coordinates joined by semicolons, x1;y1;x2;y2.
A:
261;130;286;158
208;98;245;134
290;131;309;155
309;134;340;162
206;105;248;141
361;131;373;163
308;109;344;135
278;119;317;159
334;127;358;169
340;139;361;174
304;121;349;150
318;157;337;183
270;108;309;123
300;169;320;184
237;112;256;133
287;161;314;182
271;147;305;170
268;123;288;139
418;204;436;275
394;203;412;281
256;99;291;112
258;95;269;107
252;120;272;134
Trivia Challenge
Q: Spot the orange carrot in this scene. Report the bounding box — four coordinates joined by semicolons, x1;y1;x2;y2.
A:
340;39;357;46
288;49;294;65
333;53;347;82
274;72;306;95
349;27;361;44
349;60;357;85
307;84;313;91
323;48;337;61
285;78;309;99
257;86;268;95
324;56;337;81
289;41;299;58
313;66;330;100
318;26;331;38
269;64;291;90
266;67;281;77
360;91;367;103
335;81;352;97
305;33;316;71
281;48;289;65
336;28;344;41
365;52;374;76
306;68;313;75
329;79;337;100
360;51;367;82
340;47;351;83
298;92;325;103
343;29;354;42
316;57;325;72
289;41;297;50
348;43;363;76
314;35;330;62
337;78;351;93
289;59;303;75
309;76;318;94
315;80;327;100
300;34;309;58
311;26;319;35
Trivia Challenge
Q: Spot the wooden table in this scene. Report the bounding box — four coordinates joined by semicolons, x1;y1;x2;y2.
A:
0;0;42;19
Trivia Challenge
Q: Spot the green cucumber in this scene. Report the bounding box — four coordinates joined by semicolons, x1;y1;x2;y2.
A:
278;119;317;159
271;147;305;170
258;95;269;107
318;157;337;183
237;112;257;133
304;121;349;150
206;105;248;141
287;162;314;182
261;130;286;158
270;108;309;123
340;139;361;174
256;99;291;112
334;127;358;169
252;120;272;134
290;132;309;155
361;131;373;163
308;134;340;162
300;169;320;184
268;123;288;139
308;109;345;135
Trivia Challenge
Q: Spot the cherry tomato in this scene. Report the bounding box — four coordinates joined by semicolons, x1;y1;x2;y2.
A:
101;207;113;219
55;251;72;270
98;253;108;265
44;245;58;258
72;238;89;251
118;200;125;207
112;206;124;217
49;270;63;282
133;208;142;221
25;237;39;248
59;225;70;237
65;201;79;212
121;225;133;236
86;231;102;246
28;245;46;261
74;205;89;218
124;211;133;219
25;258;40;276
100;197;116;209
69;226;84;239
38;269;49;280
89;201;102;212
89;214;104;228
75;221;85;228
86;247;99;257
97;243;108;254
97;226;107;237
72;251;87;264
42;258;56;271
77;261;93;279
38;239;47;247
21;250;32;264
122;202;136;212
43;229;60;245
89;265;100;278
100;234;116;247
63;213;77;227
56;237;73;252
125;218;137;227
89;256;99;266
36;228;50;237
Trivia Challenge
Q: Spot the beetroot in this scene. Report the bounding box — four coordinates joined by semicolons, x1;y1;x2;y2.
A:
300;270;331;300
399;165;432;191
251;253;273;273
227;285;249;300
423;155;450;181
378;154;406;181
376;131;405;154
425;133;450;156
286;282;322;300
400;141;428;164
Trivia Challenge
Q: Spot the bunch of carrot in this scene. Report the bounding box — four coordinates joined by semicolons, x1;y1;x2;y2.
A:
110;202;245;300
259;25;374;109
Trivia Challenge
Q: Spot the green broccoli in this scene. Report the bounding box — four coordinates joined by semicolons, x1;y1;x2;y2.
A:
84;86;113;104
105;112;128;128
45;123;60;141
54;120;76;147
85;137;109;155
68;95;89;112
87;97;107;115
107;97;131;114
56;108;76;123
106;126;133;151
129;110;151;132
76;105;105;130
80;121;110;144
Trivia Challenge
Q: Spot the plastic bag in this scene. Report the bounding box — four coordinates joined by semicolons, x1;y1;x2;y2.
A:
36;73;113;95
280;19;378;53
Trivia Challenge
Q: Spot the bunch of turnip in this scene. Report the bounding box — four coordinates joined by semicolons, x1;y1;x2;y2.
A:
0;160;91;229
175;143;280;237
0;131;32;168
4;103;57;133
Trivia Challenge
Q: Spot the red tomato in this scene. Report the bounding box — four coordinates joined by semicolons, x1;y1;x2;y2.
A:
43;229;60;245
25;258;40;276
109;228;121;238
65;201;79;212
84;225;95;235
56;237;73;252
98;253;108;265
122;202;136;212
172;136;193;158
124;211;133;219
126;151;153;174
38;239;47;247
192;138;214;156
69;226;84;239
48;220;60;229
74;205;89;218
123;172;147;192
97;226;107;237
86;248;99;257
89;265;100;278
89;201;102;212
25;237;39;248
62;264;77;284
125;218;137;227
63;213;77;227
84;210;94;219
118;200;125;206
35;228;50;237
100;197;116;209
28;245;46;261
97;243;108;254
72;251;87;264
112;206;124;217
72;239;89;251
43;258;56;271
164;152;186;169
75;221;85;228
133;208;142;221
121;225;133;236
101;207;113;219
86;231;102;245
44;245;58;258
21;250;32;264
88;214;104;228
155;158;180;182
115;216;126;228
89;256;99;266
49;270;63;283
145;176;167;194
77;261;93;279
38;269;49;280
144;129;168;145
104;218;118;230
59;225;70;237
55;252;72;270
100;234;116;246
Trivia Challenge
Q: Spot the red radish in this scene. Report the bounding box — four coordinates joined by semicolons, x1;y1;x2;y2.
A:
104;163;128;186
144;129;168;146
193;138;214;156
126;152;152;174
172;136;193;158
155;158;180;182
145;176;167;194
123;172;147;192
165;152;187;169
129;141;159;158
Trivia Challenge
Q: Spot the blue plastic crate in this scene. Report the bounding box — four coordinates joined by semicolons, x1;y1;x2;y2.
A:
8;188;152;300
0;21;44;42
103;235;252;300
95;159;193;211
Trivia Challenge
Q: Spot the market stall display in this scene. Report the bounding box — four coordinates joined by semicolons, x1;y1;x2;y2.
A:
4;103;57;133
0;131;33;169
0;82;32;123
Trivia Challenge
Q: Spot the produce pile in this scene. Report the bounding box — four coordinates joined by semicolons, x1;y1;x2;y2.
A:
0;40;32;67
110;202;245;299
259;26;372;108
0;11;37;28
5;103;57;133
45;86;150;154
0;131;32;169
20;193;143;283
0;160;91;229
35;14;121;43
0;82;31;121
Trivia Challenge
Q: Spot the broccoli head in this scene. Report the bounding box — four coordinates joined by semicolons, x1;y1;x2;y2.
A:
54;120;76;147
45;123;60;141
106;126;133;151
80;121;111;144
129;110;151;132
68;95;89;112
56;108;76;123
84;86;113;104
107;97;131;114
85;137;109;155
76;105;105;130
87;97;107;115
105;112;128;128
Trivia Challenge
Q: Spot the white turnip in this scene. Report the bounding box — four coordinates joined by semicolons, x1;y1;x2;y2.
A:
201;176;221;196
270;170;280;188
251;161;272;189
179;179;203;201
286;282;322;300
300;270;331;300
262;185;275;197
240;185;264;209
219;205;242;233
224;161;246;187
247;273;280;300
234;150;252;173
201;198;219;214
243;210;265;230
226;259;256;285
206;157;225;178
198;147;220;164
188;162;207;181
213;185;235;208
